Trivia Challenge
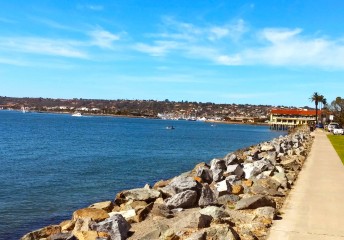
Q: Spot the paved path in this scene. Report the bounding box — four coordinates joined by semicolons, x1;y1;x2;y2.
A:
268;130;344;240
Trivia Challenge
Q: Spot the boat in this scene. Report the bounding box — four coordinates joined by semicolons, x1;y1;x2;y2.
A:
21;106;26;113
72;112;82;117
166;126;175;130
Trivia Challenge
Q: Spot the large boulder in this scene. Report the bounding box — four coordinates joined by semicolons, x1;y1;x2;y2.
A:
72;208;109;222
91;214;130;240
166;190;198;209
210;158;227;170
169;176;201;194
172;211;213;230
20;225;61;240
115;188;161;204
205;224;240;240
235;195;276;210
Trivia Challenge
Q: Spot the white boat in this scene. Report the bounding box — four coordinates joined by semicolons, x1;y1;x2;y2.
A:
72;112;82;117
21;106;26;113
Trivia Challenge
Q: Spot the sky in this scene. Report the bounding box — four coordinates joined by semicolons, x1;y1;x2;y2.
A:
1;0;344;107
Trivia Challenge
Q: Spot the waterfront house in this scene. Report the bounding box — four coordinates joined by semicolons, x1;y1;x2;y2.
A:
269;109;321;130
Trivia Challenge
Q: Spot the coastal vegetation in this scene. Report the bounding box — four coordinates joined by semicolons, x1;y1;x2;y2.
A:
327;135;344;164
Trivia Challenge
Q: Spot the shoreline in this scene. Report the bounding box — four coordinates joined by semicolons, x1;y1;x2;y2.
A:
7;109;270;127
21;127;310;240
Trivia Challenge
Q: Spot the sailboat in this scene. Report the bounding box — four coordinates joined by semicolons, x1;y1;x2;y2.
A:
21;106;26;113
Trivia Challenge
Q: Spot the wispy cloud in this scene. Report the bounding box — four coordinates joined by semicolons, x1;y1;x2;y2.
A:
77;4;104;11
0;37;88;59
136;17;344;69
88;29;121;49
134;41;181;56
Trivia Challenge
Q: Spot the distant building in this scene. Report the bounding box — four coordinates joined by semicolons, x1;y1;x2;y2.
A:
269;109;321;130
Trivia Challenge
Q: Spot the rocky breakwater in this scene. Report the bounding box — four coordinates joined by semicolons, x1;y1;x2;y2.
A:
21;128;313;240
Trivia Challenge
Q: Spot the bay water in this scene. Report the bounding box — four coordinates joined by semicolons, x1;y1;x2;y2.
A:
0;110;285;239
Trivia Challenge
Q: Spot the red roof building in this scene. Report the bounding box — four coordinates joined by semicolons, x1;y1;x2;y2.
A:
269;109;321;130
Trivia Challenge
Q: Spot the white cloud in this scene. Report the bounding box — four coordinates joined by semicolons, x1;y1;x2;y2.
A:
89;29;121;49
0;37;88;59
134;41;181;57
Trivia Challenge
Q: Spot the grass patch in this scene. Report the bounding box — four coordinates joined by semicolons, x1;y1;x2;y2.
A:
327;135;344;164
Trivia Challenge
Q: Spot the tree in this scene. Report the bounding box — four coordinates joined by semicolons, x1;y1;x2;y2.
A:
329;97;344;126
310;92;323;123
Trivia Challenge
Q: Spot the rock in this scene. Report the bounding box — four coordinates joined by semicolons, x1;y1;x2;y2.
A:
271;172;288;189
210;158;227;170
205;224;240;240
260;143;275;152
172;211;213;230
134;202;154;223
235;195;276;210
231;184;244;195
139;222;169;240
198;183;217;207
72;231;109;240
250;178;284;196
60;220;75;232
88;201;114;212
169;175;201;194
280;158;300;171
74;217;95;231
199;206;229;220
243;163;259;179
119;199;147;211
211;168;224;182
153;179;172;189
224;153;238;165
243;179;253;187
226;164;244;178
110;209;136;222
21;225;61;240
217;194;241;205
91;214;131;240
184;230;206;240
166;190;198;209
151;203;174;218
160;229;180;240
73;208;109;222
115;188;161;204
48;232;74;240
196;166;213;184
214;179;231;196
254;207;276;219
227;209;256;223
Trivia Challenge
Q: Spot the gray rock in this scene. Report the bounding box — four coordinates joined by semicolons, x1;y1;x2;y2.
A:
272;172;288;189
91;214;130;240
224;153;238;165
226;164;244;178
235;195;276;210
116;188;161;203
205;224;240;240
210;158;227;170
254;206;276;219
139;222;169;240
212;168;224;182
166;190;198;209
198;183;217;207
170;175;200;193
173;211;212;230
227;209;256;223
217;194;241;205
151;203;174;218
199;206;229;219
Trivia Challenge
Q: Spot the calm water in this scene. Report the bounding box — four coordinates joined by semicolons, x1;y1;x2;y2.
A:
0;110;285;239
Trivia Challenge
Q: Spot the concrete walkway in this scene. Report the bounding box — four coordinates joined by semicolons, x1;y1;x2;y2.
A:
268;130;344;240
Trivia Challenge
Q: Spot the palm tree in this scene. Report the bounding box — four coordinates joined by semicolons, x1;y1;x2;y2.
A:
310;92;322;124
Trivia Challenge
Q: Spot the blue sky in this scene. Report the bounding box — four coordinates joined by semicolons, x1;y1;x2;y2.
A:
1;0;344;107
